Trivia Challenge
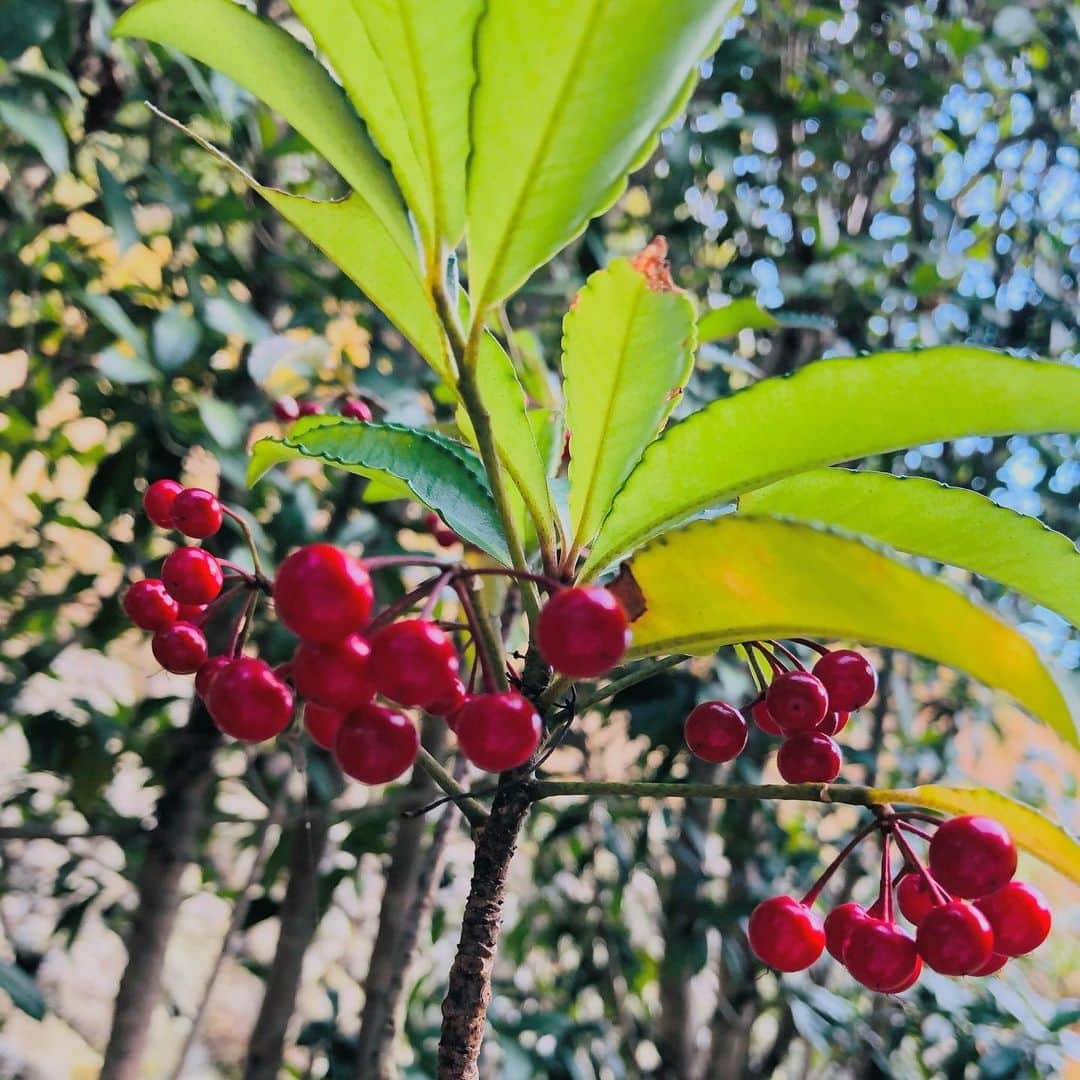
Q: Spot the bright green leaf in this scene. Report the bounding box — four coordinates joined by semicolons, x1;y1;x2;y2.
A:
868;785;1080;882
466;0;735;311
248;420;510;564
583;348;1080;577
289;0;481;255
740;470;1080;628
697;298;778;342
613;515;1078;746
564;259;696;553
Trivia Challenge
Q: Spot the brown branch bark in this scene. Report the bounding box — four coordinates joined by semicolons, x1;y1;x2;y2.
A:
100;700;222;1080
243;797;332;1080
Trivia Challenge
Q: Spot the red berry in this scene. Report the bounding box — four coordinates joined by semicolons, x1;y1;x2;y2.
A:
765;671;829;733
970;951;1008;976
208;658;295;742
776;731;842;783
428;677;467;718
455;692;541;772
684;701;748;763
928;815;1017;899
298;400;324;416
886;955;923;992
817;710;850;735
273;396;300;422
812;649;877;711
916;900;994;975
896;872;942;927
178;602;209;626
123;578;179;630
974;882;1052;956
143;479;183;528
195;656;230;700
750;697;783;736
747;896;825;972
824;902;875;962
171;487;223;539
434;527;460;548
293;634;376;711
335;703;418;784
339;398;372;421
537;586;629;679
369;619;460;708
162;547;224;605
151;622;208;674
274;544;373;643
844;919;920;992
304;703;346;750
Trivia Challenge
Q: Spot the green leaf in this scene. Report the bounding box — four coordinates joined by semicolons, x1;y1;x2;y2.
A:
0;961;46;1020
564;258;696;553
0;0;62;60
198;396;245;448
152;306;201;370
113;0;402;224
869;786;1080;883
458;333;557;553
613;515;1078;746
96;161;140;252
697;298;778;342
289;0;481;255
148;109;449;378
82;293;150;361
466;0;735;310
740;470;1080;628
96;347;159;385
248;419;510;564
583;348;1080;578
0;91;69;174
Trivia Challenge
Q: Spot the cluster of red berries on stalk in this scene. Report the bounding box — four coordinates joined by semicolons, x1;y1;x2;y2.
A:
124;482;631;786
683;642;877;783
272;395;373;423
748;812;1051;992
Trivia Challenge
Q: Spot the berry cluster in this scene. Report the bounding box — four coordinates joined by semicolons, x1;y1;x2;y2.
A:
748;813;1051;991
272;395;373;423
683;643;877;783
124;483;631;786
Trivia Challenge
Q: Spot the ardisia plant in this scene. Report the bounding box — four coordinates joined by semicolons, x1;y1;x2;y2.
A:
109;0;1080;1076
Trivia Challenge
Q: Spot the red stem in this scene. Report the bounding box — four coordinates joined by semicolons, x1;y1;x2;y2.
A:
452;579;497;694
897;820;934;842
878;828;894;923
421;572;455;621
367;575;447;632
792;638;830;657
766;640;806;671
744;646;768;693
801;818;881;907
748;641;785;675
364;554;451;572
462;566;562;592
891;826;950;906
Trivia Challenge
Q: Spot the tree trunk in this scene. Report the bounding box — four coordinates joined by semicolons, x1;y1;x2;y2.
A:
100;700;221;1080
243;800;331;1080
437;780;533;1080
354;720;450;1079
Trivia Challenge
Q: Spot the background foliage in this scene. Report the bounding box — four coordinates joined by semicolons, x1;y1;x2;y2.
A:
0;0;1077;1076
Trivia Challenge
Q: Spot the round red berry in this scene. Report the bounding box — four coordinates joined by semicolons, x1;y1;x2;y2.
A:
844;919;920;992
765;671;829;733
747;896;825;972
886;955;923;992
455;692;542;772
339;398;372;421
171;487;223;539
824;902;874;962
684;701;747;763
750;697;783;736
304;703;346;750
970;951;1008;976
974;881;1052;957
123;578;179;631
274;544;373;643
369;619;459;708
178;602;209;626
776;730;842;783
143;478;183;528
298;400;324;417
816;710;850;736
293;633;376;711
195;656;231;700
812;649;877;711
428;677;467;718
537;586;629;679
896;872;942;927
162;547;223;605
335;703;418;784
928;815;1017;899
208;658;295;742
152;622;208;674
434;527;460;547
916;900;994;975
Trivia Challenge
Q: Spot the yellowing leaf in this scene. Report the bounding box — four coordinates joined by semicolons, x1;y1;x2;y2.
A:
583;348;1080;578
740;470;1080;628
615;515;1078;746
868;785;1080;882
